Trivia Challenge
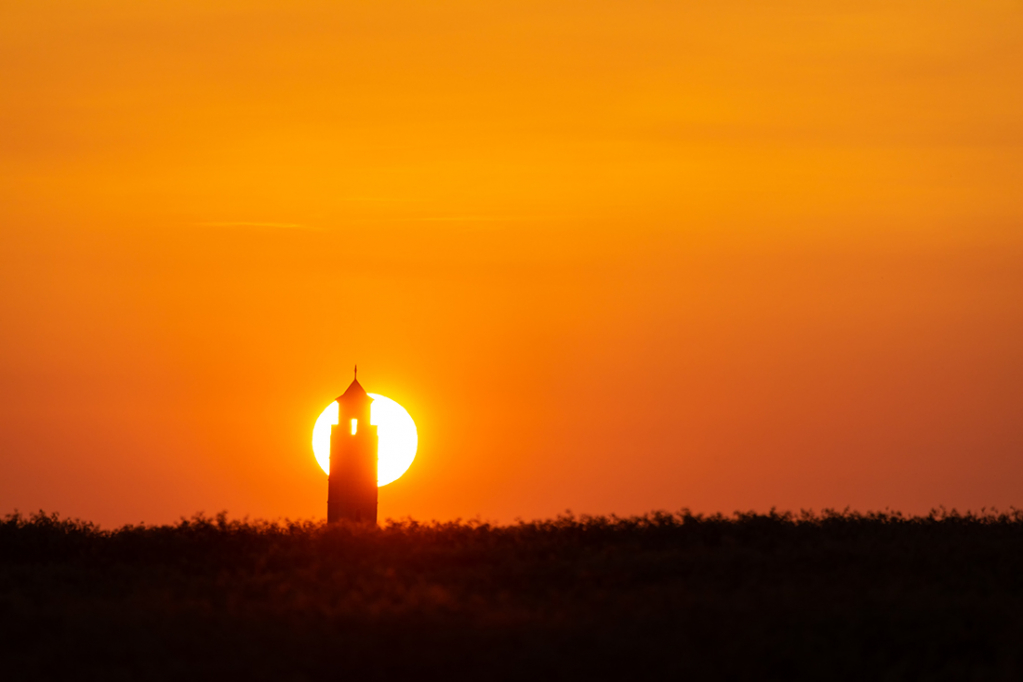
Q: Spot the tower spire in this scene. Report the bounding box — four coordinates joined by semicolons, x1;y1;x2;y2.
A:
354;364;357;380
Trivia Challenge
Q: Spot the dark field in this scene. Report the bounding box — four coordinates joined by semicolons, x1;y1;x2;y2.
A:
2;509;1022;681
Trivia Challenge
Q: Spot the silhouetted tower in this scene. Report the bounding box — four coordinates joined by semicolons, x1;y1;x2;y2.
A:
327;368;378;523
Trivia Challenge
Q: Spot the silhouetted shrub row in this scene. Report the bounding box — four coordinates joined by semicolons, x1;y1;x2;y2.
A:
2;509;1022;680
6;506;1022;561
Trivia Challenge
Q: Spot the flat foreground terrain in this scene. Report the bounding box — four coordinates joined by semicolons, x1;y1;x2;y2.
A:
2;510;1022;680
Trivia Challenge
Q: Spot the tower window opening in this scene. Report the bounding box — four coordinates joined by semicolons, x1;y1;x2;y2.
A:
350;418;358;435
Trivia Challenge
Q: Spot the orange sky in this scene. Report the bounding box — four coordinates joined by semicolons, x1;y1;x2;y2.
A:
2;1;1022;526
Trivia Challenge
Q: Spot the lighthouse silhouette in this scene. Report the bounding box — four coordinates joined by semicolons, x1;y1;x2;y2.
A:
327;367;378;523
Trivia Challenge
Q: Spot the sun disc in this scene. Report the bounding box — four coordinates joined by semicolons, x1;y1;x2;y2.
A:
311;393;417;486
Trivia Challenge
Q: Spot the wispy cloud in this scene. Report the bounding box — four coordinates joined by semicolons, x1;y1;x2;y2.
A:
194;221;318;230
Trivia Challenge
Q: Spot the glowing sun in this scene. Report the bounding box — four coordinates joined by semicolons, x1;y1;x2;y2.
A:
312;394;417;486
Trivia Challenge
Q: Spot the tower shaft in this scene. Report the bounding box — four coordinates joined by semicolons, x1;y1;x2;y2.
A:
327;375;378;524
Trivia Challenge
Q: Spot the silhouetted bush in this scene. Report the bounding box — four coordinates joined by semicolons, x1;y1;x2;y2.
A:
2;508;1022;680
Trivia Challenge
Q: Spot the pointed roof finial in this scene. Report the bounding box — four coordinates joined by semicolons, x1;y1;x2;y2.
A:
337;365;367;402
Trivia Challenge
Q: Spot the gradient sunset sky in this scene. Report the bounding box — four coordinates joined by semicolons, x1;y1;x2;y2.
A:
2;1;1022;526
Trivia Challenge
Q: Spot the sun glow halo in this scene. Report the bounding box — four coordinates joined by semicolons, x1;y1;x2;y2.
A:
312;394;417;486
